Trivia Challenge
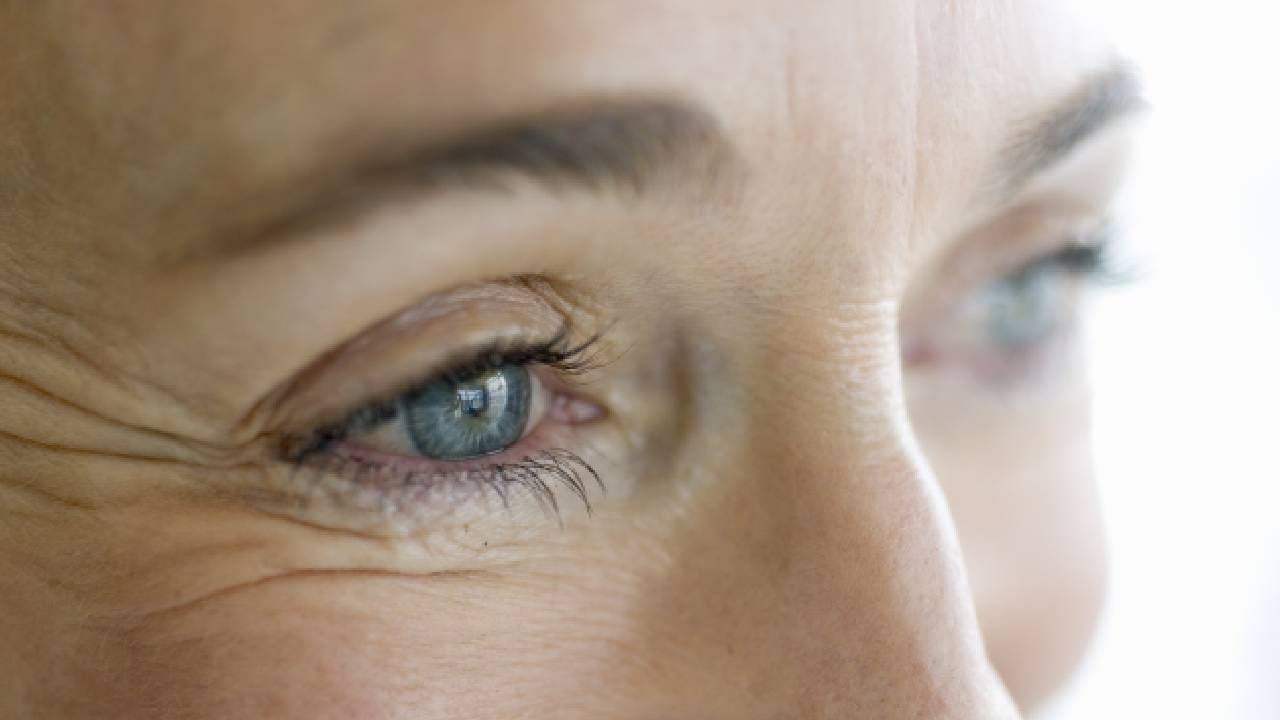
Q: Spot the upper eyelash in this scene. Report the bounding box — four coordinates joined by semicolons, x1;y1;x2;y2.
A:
279;324;607;464
1027;226;1135;286
441;324;609;381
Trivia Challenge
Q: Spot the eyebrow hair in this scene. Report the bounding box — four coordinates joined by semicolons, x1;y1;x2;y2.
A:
415;100;733;195
996;61;1147;198
218;99;734;256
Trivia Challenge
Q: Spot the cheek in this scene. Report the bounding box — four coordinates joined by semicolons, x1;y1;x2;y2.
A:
88;571;667;720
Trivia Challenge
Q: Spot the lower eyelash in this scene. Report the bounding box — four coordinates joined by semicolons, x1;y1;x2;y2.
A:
486;449;605;518
287;447;604;524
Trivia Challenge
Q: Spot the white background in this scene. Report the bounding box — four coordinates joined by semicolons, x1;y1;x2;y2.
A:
1043;2;1280;717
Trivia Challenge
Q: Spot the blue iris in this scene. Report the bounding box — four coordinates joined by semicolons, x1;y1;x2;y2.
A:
980;262;1062;350
402;365;532;459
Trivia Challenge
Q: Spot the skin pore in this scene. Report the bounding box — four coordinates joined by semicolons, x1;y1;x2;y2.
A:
0;2;1139;718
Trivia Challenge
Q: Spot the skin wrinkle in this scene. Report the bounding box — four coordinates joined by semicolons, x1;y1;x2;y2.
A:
41;517;377;629
0;373;220;463
132;567;496;625
83;473;615;618
0;465;97;512
0;318;120;404
0;282;241;454
0;438;260;490
105;544;665;718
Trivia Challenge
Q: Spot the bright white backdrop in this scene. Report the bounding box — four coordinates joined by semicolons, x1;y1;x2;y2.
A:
1042;2;1280;718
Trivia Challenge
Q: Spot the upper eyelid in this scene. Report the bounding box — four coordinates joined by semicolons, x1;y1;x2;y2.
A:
258;293;563;429
941;212;1113;292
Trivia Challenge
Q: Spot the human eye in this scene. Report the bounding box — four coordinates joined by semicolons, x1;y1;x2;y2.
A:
969;234;1124;353
255;283;616;534
905;222;1131;384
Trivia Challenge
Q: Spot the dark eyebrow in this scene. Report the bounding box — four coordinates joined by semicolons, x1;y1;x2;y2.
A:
995;62;1147;199
216;99;734;256
413;100;733;195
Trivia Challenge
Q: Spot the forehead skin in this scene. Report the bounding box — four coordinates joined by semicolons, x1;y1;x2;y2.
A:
0;1;1118;717
5;0;1108;256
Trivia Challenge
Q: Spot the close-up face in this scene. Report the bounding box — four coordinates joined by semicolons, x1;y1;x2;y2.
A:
0;2;1142;718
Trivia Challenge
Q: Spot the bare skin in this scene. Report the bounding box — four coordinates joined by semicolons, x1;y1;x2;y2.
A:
0;2;1137;718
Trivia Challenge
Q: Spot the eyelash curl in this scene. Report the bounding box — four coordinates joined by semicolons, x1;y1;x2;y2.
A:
1038;224;1134;286
278;325;610;521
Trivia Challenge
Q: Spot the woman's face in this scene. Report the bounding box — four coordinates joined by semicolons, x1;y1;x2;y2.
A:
0;2;1140;717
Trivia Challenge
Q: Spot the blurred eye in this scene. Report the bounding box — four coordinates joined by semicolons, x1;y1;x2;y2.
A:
970;260;1070;353
403;364;534;459
907;239;1125;383
977;241;1121;354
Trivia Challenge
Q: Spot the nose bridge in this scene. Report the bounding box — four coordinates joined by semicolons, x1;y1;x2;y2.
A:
739;302;1018;716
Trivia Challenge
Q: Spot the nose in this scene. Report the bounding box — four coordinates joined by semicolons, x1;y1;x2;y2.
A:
760;309;1017;716
656;303;1020;718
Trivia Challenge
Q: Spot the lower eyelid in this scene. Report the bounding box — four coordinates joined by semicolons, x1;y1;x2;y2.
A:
285;448;604;534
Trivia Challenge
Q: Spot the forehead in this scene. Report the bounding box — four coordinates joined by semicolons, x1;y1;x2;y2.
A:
7;1;1112;257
